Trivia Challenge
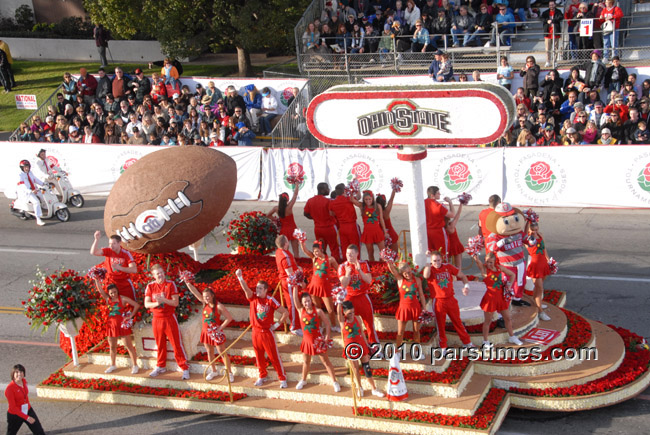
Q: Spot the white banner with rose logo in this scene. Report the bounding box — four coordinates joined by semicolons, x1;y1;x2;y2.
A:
260;148;329;201
502;146;650;208
421;148;505;204
0;142;262;200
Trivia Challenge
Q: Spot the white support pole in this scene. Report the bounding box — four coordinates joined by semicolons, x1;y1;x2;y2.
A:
397;146;428;270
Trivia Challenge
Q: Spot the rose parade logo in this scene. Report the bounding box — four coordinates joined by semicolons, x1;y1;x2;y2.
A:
443;162;473;192
283;162;307;189
625;154;650;205
347;161;375;191
120;158;138;174
637;162;650;193
111;150;143;178
280;87;294;107
524;161;557;193
514;153;566;204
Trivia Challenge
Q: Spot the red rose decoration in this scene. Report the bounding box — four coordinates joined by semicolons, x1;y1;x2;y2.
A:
122;158;137;170
350;162;372;183
448;162;470;183
529;161;554;184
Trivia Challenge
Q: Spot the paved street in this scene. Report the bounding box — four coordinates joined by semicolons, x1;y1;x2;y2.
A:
1;196;649;434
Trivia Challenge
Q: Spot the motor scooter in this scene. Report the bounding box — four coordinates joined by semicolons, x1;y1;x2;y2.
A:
51;172;84;208
7;185;71;222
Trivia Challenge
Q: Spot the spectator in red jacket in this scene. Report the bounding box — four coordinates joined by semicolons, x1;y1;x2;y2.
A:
77;67;98;106
604;95;630;123
5;364;45;435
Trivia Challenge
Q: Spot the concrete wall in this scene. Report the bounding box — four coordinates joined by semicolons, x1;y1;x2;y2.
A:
1;37;165;63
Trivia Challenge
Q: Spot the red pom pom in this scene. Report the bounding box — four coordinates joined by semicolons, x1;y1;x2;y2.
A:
331;286;347;305
523;208;539;223
288;269;305;286
458;192;472;205
548;257;558;275
417;310;435;325
465;235;485;257
87;266;107;280
293;228;307;242
380;248;398;262
286;174;304;185
390;177;403;193
178;270;195;282
313;336;333;354
207;324;226;345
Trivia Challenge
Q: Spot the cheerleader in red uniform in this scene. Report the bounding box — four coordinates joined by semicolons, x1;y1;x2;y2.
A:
385;260;426;348
445;201;465;268
299;238;339;330
183;278;234;381
268;183;300;258
376;191;399;252
337;301;385;398
350;190;386;262
474;253;522;347
93;278;140;374
525;222;552;322
292;286;340;392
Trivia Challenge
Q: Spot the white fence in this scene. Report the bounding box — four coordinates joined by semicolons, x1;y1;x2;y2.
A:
2;143;650;208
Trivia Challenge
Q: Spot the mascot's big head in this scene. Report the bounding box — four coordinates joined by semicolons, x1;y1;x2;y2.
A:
485;202;526;236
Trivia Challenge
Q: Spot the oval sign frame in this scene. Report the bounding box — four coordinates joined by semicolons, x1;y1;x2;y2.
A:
306;83;516;146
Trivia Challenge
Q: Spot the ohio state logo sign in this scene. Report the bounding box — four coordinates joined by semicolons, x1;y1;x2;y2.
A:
357;99;451;137
306;83;515;146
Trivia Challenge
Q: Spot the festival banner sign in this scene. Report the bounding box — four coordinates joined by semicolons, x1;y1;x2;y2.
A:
502;145;650;208
422;147;505;202
306;83;516;146
260;148;328;201
15;94;38;110
0;142;261;200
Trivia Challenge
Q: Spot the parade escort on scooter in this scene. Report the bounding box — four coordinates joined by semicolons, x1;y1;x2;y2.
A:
8;159;70;224
34;149;84;208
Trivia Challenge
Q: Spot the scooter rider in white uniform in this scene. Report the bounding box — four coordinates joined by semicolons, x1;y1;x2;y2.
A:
33;149;58;182
17;160;46;226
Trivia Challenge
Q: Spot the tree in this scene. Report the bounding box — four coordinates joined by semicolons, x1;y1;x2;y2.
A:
84;0;308;76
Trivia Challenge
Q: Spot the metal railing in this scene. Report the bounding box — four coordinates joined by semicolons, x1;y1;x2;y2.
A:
9;84;63;141
268;81;318;149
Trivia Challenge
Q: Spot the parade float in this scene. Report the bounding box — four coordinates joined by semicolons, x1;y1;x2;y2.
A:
29;85;650;434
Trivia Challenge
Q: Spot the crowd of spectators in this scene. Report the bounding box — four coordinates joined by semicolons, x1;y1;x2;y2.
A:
304;0;539;63
304;0;627;66
495;52;650;146
15;62;301;146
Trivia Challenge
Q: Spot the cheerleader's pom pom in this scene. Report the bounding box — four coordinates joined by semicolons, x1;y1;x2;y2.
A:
121;311;134;330
314;337;334;354
523;208;539;223
286;174;304;186
418;310;435;325
288;269;305;286
331;286;347;305
548;257;558;275
179;270;195;282
465;235;485;257
293;228;307;243
87;266;107;280
390;177;403;193
207;325;226;345
345;178;360;197
458;192;472;205
380;248;398;262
